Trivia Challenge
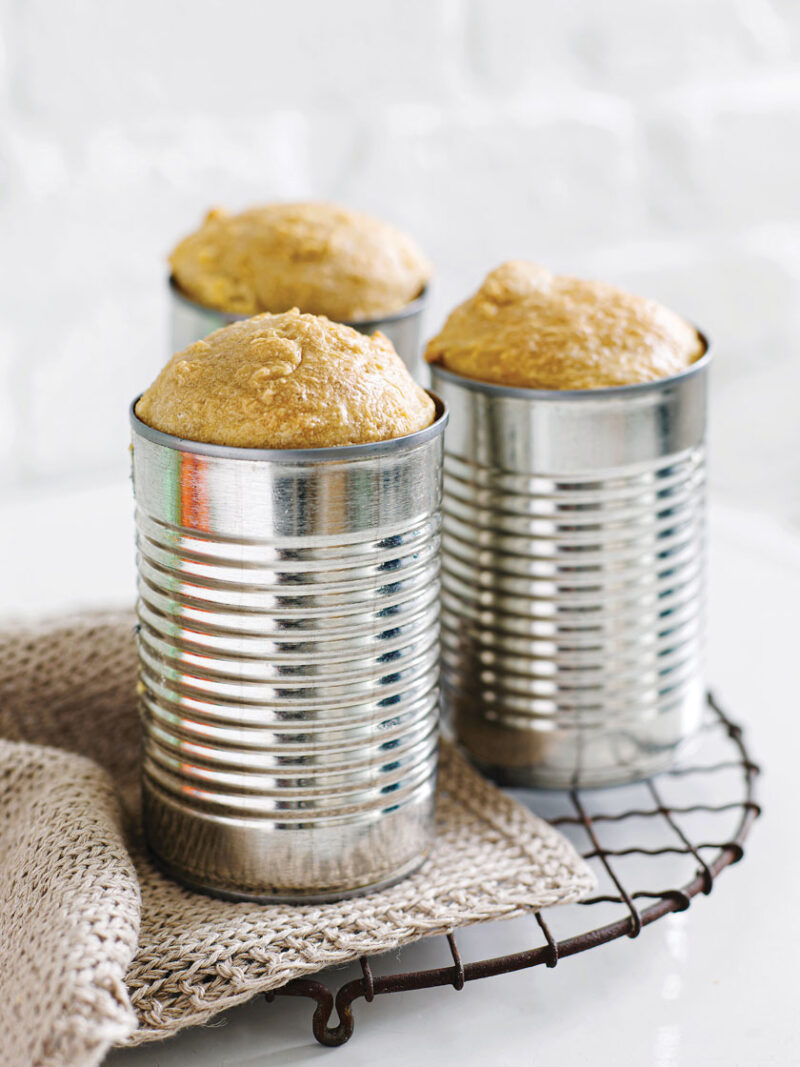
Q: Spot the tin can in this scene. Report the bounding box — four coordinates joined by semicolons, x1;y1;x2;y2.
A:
130;397;447;901
431;346;710;788
169;275;429;382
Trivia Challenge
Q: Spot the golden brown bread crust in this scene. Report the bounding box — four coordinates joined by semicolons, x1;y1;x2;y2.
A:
135;310;435;449
425;261;705;389
169;202;431;321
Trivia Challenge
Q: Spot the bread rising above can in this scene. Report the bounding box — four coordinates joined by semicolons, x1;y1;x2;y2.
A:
425;261;705;390
169;202;431;322
135;310;435;449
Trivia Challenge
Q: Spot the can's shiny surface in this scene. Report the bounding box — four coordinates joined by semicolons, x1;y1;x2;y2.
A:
431;352;710;788
169;276;429;383
130;399;447;900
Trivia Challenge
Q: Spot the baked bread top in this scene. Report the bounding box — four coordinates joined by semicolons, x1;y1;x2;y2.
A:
425;261;705;389
170;201;431;322
135;310;435;449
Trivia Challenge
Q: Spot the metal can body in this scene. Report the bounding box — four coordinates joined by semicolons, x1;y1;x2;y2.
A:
431;355;710;788
169;276;429;383
130;401;446;901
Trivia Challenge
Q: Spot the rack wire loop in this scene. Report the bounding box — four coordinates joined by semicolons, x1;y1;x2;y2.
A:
534;912;559;968
266;694;758;1047
446;933;466;990
359;958;375;1003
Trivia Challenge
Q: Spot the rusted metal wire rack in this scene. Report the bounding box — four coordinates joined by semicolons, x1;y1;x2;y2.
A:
266;692;759;1046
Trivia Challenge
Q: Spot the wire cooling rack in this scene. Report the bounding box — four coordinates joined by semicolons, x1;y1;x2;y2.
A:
265;692;759;1046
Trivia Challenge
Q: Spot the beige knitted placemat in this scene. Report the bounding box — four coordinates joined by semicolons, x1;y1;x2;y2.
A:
0;611;595;1067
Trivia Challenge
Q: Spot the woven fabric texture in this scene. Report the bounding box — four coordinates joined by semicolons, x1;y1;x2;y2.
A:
0;611;595;1062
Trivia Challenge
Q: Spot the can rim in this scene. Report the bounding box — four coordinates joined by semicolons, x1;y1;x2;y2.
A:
168;274;429;329
428;331;712;401
130;393;448;461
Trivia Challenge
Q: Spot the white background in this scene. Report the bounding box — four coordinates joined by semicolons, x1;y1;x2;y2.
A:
1;0;799;524
0;2;797;1064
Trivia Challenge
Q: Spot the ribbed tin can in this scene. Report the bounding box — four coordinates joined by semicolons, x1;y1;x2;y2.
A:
130;398;447;901
169;276;429;383
430;349;710;788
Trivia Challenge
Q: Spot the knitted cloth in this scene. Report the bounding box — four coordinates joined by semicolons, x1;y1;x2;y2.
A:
0;611;594;1065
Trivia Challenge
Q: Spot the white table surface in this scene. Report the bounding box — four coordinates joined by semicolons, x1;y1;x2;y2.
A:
1;484;795;1066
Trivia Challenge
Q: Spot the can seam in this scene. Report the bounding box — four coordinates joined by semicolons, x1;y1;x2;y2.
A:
168;273;430;328
130;395;447;463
